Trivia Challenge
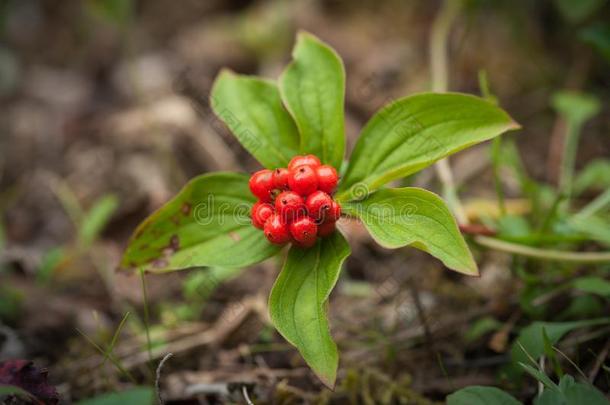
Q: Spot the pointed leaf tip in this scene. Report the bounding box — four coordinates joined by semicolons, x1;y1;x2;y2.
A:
280;30;346;169
339;92;520;199
343;187;479;276
269;232;350;389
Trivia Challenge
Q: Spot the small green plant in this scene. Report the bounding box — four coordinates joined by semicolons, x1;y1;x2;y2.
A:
447;373;608;405
121;31;519;388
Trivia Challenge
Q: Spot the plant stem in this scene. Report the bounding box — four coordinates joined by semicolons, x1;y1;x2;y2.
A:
574;188;610;219
478;70;507;216
429;0;469;225
76;328;138;384
559;120;580;208
430;0;460;93
140;270;154;374
475;236;610;263
102;311;130;367
491;137;506;216
535;192;565;235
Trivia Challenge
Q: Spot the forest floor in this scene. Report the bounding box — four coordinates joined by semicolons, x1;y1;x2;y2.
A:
1;0;609;403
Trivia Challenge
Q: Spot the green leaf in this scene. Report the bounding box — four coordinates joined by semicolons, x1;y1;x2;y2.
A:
37;247;65;283
121;172;280;273
0;285;23;321
573;276;610;297
269;231;351;389
76;387;154;405
558;294;603;320
78;194;119;247
279;31;346;168
0;385;35;400
464;316;502;343
86;0;133;25
337;93;518;201
534;375;609;405
511;318;610;366
447;386;522;405
580;22;610;63
542;328;564;377
211;70;300;169
574;159;610;195
569;215;610;247
557;376;608;405
342;187;477;275
520;362;560;391
551;91;601;127
554;0;607;23
497;215;532;238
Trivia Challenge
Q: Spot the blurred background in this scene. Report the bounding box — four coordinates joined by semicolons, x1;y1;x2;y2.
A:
0;0;609;403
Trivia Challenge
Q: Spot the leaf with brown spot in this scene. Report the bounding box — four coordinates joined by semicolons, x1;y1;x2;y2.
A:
181;202;192;215
121;172;280;273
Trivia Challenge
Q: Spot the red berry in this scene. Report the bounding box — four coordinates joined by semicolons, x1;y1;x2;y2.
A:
264;213;291;244
288;165;318;196
251;202;274;229
290;216;318;247
327;201;342;222
316;165;339;194
288;154;321;171
318;220;336;237
305;191;333;221
273;168;290;190
275;191;306;222
249;169;274;202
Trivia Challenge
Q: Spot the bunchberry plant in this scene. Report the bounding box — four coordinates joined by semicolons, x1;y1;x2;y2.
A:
121;31;519;388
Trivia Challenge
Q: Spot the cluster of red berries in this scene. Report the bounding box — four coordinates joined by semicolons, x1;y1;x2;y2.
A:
249;155;341;248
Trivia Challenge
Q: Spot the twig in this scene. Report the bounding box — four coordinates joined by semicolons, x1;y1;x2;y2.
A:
156;353;173;405
552;347;588;382
459;223;496;236
122;296;259;369
475;236;610;262
242;385;254;405
538;357;545;395
588;339;610;383
184;383;229;397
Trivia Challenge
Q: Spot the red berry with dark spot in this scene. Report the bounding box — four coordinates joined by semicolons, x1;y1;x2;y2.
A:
288;154;321;171
249;169;274;202
264;213;291;244
251;202;274;229
316;165;339;194
290;216;318;247
273;168;290;190
288;165;318;196
275;191;306;222
305;191;333;221
318;220;336;237
327;200;342;222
